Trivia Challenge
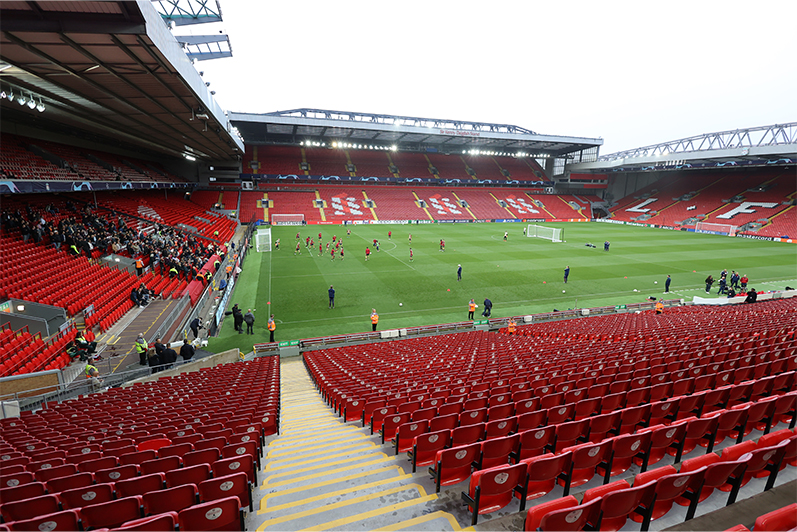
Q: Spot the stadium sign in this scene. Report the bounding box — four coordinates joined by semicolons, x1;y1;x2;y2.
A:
735;234;775;241
0;180;189;194
439;129;481;137
249;173;551;188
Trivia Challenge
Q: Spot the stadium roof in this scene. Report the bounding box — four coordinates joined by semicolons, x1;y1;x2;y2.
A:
569;123;797;172
0;0;243;161
229;109;604;158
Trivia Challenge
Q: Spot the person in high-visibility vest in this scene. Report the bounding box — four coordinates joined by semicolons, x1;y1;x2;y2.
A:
134;333;149;365
508;318;516;334
135;258;144;276
85;363;102;390
656;301;664;314
468;299;476;320
370;309;379;332
268;315;276;342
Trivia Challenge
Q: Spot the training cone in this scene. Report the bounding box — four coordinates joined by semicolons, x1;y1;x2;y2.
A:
447;289;450;292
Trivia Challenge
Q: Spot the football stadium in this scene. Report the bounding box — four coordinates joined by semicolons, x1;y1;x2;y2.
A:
1;2;796;531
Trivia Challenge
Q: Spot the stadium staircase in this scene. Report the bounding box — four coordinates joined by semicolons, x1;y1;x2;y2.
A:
252;358;464;532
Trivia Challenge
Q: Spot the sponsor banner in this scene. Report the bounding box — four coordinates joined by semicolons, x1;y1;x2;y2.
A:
526;219;546;223
215;276;235;327
736;234;777;242
0;180;190;194
695;229;728;236
273;221;303;226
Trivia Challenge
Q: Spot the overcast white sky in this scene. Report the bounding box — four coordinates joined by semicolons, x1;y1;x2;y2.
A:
181;0;797;154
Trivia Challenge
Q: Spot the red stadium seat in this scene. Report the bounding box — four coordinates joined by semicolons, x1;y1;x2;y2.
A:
461;462;527;525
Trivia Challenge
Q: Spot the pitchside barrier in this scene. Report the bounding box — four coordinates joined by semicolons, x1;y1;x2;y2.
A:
252;298;691;356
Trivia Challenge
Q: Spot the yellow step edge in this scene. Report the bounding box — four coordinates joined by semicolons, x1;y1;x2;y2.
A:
258;484;427;531
265;445;381;470
261;456;395;488
296;492;439;532
257;465;407;510
266;434;368;458
259;472;413;513
373;510;469;532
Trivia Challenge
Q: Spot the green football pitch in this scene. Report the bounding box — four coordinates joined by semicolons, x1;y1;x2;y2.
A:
210;222;797;352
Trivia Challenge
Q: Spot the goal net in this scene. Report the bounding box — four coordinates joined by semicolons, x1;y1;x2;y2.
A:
526;224;563;242
271;214;305;225
695;222;737;236
256;227;271;252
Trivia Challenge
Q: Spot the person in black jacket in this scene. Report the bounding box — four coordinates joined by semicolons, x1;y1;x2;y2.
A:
189;317;204;339
233;305;244;334
180;339;195;361
482;298;492;317
744;288;758;304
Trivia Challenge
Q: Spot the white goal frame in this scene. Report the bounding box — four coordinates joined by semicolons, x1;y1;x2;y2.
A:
256;227;272;252
695;221;738;236
526;224;563;242
271;214;305;225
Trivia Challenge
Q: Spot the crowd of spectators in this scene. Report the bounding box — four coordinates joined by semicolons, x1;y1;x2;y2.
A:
1;201;224;280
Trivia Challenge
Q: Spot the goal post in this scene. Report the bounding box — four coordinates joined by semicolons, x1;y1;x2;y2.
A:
256;227;271;252
526;224;563;242
271;214;305;225
695;221;737;236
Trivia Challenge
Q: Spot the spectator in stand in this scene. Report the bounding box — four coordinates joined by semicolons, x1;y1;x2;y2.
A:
130;287;141;308
74;331;98;359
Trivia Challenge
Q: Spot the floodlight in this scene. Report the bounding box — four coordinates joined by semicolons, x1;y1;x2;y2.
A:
390;145;397;151
16;305;24;311
17;94;26;106
36;99;45;112
184;154;196;161
0;90;5;99
27;94;36;109
6;89;13;101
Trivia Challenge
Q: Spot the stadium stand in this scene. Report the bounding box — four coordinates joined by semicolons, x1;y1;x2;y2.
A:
242;145;551;182
425;153;471;180
0;357;277;530
609;169;795;238
390;151;435;179
303;148;349;176
463;154;509;181
0;134;183;183
349;150;394;177
265;188;324;223
244;146;303;175
238;185;607;223
294;298;795;529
